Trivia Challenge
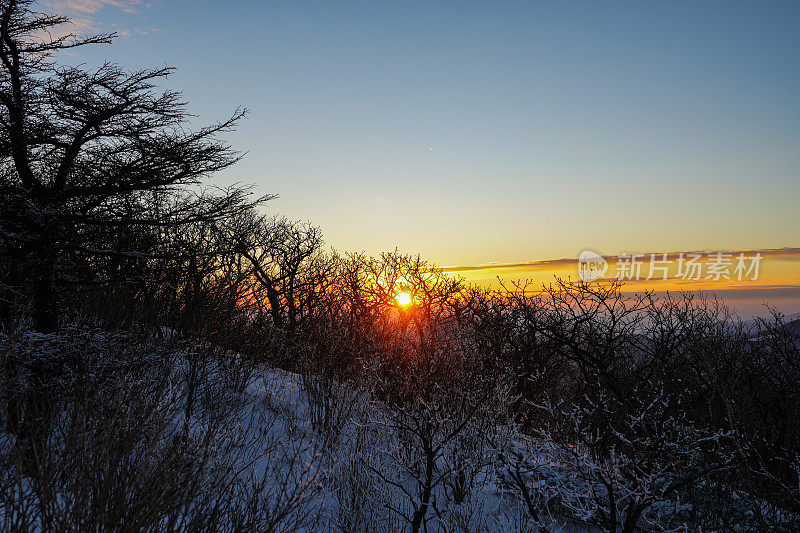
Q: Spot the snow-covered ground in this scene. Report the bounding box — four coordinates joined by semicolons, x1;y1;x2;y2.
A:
2;329;796;531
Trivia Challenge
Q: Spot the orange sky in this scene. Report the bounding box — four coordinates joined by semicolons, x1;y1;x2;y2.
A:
63;1;800;318
442;247;800;317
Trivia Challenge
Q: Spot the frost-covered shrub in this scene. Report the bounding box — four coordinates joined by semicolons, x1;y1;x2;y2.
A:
0;328;321;532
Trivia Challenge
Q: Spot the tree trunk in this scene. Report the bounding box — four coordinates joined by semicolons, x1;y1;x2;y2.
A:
31;246;58;333
16;240;59;475
411;448;435;533
266;285;284;330
622;501;647;533
0;246;20;330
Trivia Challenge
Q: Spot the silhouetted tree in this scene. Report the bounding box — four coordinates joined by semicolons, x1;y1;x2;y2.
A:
226;212;330;338
0;0;259;331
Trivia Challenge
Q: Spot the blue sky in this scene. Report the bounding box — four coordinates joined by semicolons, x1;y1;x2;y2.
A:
52;0;800;269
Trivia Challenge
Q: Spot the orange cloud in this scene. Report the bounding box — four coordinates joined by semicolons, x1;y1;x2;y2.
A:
441;247;800;315
442;247;800;274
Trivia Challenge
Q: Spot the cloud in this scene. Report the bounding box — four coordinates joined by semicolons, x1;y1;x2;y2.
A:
45;0;140;16
43;0;151;34
441;247;800;273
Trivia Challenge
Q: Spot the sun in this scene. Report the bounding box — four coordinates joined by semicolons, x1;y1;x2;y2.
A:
395;291;413;307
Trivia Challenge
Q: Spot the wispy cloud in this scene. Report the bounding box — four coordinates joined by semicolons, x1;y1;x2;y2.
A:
442;247;800;273
43;0;157;36
45;0;141;16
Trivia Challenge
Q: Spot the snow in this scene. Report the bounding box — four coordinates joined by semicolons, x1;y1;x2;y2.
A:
2;329;796;531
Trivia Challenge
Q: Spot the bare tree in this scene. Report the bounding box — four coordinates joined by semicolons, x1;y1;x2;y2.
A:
338;252;508;532
0;0;261;332
226;212;333;339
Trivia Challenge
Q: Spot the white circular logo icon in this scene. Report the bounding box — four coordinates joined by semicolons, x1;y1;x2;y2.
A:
578;250;608;282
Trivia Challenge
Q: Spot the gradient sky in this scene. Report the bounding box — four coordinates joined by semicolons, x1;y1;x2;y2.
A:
48;0;800;314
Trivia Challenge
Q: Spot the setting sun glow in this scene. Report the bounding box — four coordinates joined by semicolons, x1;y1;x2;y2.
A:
395;292;412;306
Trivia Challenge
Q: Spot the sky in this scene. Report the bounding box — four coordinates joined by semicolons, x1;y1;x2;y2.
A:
45;0;800;315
